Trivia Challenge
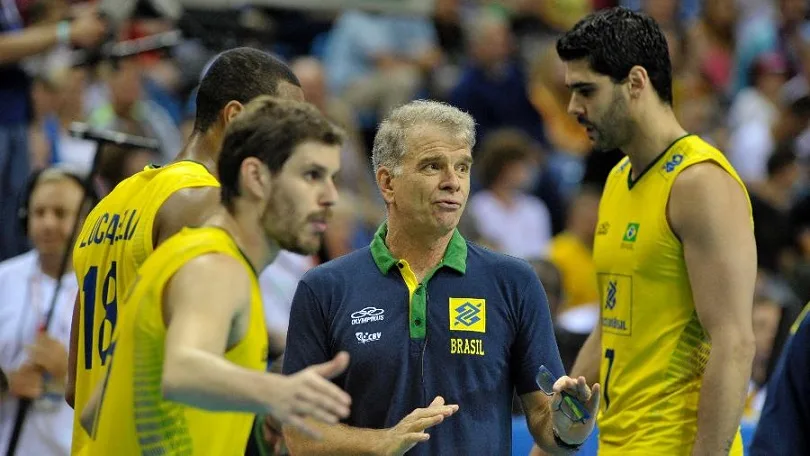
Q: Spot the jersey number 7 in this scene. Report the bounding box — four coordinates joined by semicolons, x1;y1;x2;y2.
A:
82;262;118;370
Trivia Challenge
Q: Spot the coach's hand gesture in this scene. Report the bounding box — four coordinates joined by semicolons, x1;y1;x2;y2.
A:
381;396;460;456
551;376;600;446
269;352;352;438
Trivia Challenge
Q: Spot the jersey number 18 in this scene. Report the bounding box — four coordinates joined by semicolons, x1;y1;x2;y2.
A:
82;262;118;370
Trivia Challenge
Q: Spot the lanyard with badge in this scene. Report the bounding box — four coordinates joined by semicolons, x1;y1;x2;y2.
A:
24;269;66;413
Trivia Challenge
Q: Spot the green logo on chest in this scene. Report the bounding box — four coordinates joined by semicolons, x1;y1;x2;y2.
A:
623;223;640;242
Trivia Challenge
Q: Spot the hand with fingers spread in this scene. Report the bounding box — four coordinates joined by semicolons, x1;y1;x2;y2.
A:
267;351;352;439
550;376;600;446
380;396;460;456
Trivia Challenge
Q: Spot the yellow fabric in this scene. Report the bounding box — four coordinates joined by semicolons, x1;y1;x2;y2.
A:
593;135;750;455
791;301;810;335
547;232;599;311
398;259;419;311
83;227;267;456
71;161;219;454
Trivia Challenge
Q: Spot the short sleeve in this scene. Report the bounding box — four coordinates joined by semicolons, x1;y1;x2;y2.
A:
510;273;565;395
282;280;331;375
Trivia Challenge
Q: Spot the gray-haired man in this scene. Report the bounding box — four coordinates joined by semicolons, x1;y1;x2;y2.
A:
282;100;599;455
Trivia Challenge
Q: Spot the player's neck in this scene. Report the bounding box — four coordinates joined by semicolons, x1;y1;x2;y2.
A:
623;109;687;179
174;130;220;178
385;217;453;281
208;207;280;273
38;252;69;280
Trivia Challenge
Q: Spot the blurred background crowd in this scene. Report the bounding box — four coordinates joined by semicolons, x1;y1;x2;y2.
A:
2;0;810;454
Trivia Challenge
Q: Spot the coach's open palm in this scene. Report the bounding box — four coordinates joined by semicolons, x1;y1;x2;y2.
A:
381;396;460;456
269;352;352;439
551;376;600;445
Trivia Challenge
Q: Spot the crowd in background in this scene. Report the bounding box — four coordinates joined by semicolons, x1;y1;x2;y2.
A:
2;0;810;453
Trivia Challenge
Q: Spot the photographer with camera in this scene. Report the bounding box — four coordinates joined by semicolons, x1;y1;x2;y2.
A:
0;1;106;263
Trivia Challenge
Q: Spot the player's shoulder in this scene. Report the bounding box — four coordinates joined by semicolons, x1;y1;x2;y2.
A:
157;226;232;253
666;135;730;169
158;160;214;177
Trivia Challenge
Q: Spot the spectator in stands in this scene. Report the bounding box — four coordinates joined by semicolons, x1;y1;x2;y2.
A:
750;144;803;274
728;53;790;181
529;43;590;158
468;129;552;259
731;91;810;183
88;57;182;163
547;185;601;315
96;140;159;192
29;73;61;170
450;8;546;147
744;292;783;422
729;53;787;132
0;167;90;455
0;2;105;261
324;9;440;118
685;0;738;95
733;0;810;94
29;66;98;173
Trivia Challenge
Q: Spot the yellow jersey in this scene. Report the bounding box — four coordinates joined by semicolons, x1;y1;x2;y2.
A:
84;226;268;456
71;161;218;454
593;135;750;455
547;232;599;311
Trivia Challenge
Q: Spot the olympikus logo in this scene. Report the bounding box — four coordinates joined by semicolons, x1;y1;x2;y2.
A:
351;307;385;325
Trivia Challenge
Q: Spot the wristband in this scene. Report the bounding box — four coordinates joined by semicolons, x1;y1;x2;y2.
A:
553;427;583;451
57;20;71;46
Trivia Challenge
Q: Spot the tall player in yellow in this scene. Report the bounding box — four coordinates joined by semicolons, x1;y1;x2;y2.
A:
66;47;305;454
532;7;757;456
78;96;352;455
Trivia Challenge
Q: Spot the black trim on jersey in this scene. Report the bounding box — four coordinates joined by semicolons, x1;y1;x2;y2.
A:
148;159;211;171
627;133;693;190
208;226;259;277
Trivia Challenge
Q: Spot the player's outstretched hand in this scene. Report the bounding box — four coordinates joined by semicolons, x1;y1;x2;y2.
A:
269;351;352;439
551;376;600;446
380;395;460;456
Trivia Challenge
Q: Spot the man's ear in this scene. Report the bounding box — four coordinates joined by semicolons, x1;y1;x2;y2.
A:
222;100;245;126
627;65;648;100
377;167;395;205
240;157;271;201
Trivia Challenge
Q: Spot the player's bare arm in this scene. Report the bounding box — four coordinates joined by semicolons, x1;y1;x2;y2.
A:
66;292;80;408
521;376;600;455
284;396;459;456
161;253;351;434
153;186;221;248
570;325;601;385
668;162;756;456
